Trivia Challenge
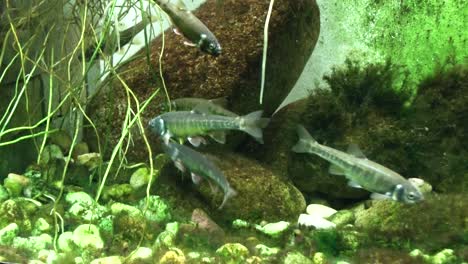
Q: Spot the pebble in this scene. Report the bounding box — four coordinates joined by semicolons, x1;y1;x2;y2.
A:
298;214;336;229
306;204;337;218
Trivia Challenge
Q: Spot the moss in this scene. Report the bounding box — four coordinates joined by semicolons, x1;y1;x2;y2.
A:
355;194;468;251
353;248;426;264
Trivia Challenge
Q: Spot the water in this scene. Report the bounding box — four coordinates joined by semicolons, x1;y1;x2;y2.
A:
0;0;466;263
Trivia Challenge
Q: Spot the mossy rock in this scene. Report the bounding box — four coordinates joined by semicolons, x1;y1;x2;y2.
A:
354;194;468;251
85;0;320;161
168;151;306;222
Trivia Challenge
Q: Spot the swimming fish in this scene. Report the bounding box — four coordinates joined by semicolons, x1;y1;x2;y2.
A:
154;0;222;56
162;140;237;209
148;110;269;146
292;125;424;204
160;97;238;117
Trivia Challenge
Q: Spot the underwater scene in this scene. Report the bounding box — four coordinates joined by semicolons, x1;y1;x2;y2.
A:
0;0;466;263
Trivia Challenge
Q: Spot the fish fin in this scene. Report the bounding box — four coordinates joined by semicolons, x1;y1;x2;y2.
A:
208;97;228;107
292;125;316;153
192;103;211;114
370;192;391;200
163;134;171;145
328;164;345;175
218;186;237;210
191;173;203;185
209;131;226;144
241;110;270;144
347;180;362;189
183;41;197;47
347;144;366;159
174;160;185;172
188;136;206;147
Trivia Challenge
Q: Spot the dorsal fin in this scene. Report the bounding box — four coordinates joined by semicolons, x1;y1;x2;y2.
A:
347;143;366;159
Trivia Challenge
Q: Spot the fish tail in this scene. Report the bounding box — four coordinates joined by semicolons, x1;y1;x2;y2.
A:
292;125;316;153
240;110;270;144
218;186;237;210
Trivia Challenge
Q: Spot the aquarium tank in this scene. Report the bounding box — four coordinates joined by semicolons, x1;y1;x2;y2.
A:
0;0;466;263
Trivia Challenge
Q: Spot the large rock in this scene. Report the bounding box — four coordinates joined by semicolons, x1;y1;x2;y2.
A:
170;151;306;222
85;0;320;160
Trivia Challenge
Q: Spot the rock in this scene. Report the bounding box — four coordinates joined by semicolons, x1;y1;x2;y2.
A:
328;210;355;227
85;0;320;160
283;251;313;264
154;222;179;249
232;219;251;229
191;208;225;241
0;223;19;246
306;204;337;218
0;199;32;233
355;194;468;251
0;185;8;202
32;218;51;236
216;243;250;264
12;234;53;256
66;192;108;222
90;256;123;264
129;167;152;189
246;256;262;264
137;195;171;223
3;173;30;197
102;184;133;201
408;178;432;195
298;214;336;229
57;231;76;253
254;221;290;238
198;152;305;222
431;249;458;264
110;202;142;217
72;224;104;250
127;247;153;264
76;153;101;170
254;244;280;257
159;249;186;264
312;252;327;264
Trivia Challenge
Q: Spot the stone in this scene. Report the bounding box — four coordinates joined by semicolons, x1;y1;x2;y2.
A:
159;249;186;264
129;167;152;189
255;244;280;257
110;202;142;217
12;234;53;256
137;195;171;223
306;204;337;218
76;153;101;170
57;231;76;253
328;210;355;227
191;208;225;240
254;221;290;238
102;184;133;201
312;252;327;264
3;173;29;197
408;178;432;195
32;218;51;236
0;223;19;246
154;222;180;249
0;185;8;202
72;224;104;250
298;214;336;229
283;251;313;264
90;256;122;264
127;247;153;264
216;243;250;264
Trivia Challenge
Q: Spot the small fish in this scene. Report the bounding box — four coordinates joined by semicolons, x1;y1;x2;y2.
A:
155;0;222;56
162;140;237;209
292;125;424;204
160;97;238;117
148;110;269;146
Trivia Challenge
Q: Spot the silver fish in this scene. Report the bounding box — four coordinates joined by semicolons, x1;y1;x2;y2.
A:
155;0;221;56
148;110;269;146
292;125;424;204
162;140;237;209
160;97;238;117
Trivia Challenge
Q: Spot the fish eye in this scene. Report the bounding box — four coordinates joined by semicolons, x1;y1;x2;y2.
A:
406;192;416;200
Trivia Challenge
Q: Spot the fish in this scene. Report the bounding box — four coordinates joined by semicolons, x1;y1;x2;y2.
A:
159;97;238;117
154;0;222;56
292;125;424;204
148;110;270;146
162;140;237;209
